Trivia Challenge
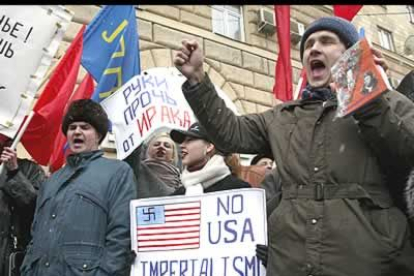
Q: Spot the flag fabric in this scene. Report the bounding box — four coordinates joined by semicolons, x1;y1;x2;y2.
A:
21;26;85;165
333;5;363;21
48;74;95;172
136;201;201;252
82;5;140;102
273;5;293;102
359;27;366;38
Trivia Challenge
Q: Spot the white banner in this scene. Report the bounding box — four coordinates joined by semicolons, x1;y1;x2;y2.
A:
130;188;267;276
101;67;240;160
0;6;73;138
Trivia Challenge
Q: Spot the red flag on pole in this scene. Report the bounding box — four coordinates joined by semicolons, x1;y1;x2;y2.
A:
273;5;293;102
48;74;95;172
21;26;85;165
333;5;363;21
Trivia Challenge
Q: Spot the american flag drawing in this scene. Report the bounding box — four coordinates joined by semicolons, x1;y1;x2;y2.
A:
136;201;201;252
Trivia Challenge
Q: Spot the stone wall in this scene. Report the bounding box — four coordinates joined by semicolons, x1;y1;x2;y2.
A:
59;5;414;114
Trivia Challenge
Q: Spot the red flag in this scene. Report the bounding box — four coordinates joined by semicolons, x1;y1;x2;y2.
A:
48;74;95;172
21;26;85;165
273;6;293;102
333;5;363;21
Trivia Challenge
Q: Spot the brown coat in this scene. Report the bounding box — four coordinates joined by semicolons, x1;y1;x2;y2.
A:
183;74;414;276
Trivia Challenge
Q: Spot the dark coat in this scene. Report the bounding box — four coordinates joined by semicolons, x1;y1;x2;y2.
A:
182;74;414;276
0;159;46;275
406;169;414;243
172;174;251;195
124;145;175;199
396;70;414;101
21;151;136;276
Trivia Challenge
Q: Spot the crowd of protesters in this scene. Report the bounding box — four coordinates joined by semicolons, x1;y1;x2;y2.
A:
1;15;414;276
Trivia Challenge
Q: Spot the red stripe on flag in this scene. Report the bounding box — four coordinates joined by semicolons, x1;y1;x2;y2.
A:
137;230;200;237
137;224;199;230
138;236;199;242
138;242;200;249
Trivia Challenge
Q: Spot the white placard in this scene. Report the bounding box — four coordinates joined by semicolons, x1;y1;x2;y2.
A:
0;5;73;138
101;67;240;160
130;188;267;276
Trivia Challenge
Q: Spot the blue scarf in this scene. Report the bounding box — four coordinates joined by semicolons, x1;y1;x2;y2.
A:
301;84;336;102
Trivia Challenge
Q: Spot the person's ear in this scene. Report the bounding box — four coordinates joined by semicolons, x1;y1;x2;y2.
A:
206;143;215;155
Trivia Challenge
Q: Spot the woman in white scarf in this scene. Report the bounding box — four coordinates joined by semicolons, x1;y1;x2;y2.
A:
170;123;250;195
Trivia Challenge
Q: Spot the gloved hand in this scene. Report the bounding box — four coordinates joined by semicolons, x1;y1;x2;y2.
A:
128;250;137;265
256;244;268;268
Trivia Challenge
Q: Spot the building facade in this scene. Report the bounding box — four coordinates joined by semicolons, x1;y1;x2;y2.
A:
18;5;414;160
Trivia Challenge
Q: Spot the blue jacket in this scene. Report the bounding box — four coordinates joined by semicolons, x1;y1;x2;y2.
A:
21;150;137;276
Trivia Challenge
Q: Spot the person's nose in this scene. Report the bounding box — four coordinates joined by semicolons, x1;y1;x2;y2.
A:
309;41;322;56
73;126;82;135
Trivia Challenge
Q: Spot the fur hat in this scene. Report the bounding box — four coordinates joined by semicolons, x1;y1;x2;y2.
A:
300;16;359;61
62;99;109;144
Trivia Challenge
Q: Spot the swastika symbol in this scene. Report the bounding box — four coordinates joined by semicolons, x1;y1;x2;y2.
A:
142;207;156;222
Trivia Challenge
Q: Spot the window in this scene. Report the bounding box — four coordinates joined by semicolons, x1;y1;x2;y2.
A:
378;27;395;51
408;5;414;24
212;5;244;41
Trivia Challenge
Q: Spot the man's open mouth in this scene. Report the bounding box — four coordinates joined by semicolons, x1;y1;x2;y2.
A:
310;60;326;78
73;138;84;145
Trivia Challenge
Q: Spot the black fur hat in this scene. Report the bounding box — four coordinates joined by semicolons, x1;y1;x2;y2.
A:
62;99;109;144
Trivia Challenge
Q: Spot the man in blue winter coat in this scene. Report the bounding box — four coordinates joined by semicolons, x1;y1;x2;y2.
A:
21;99;137;276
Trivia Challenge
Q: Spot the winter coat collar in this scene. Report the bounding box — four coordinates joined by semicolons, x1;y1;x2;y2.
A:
66;150;103;168
280;85;337;112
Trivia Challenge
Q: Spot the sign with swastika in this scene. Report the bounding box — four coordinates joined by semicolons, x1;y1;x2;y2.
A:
130;188;267;276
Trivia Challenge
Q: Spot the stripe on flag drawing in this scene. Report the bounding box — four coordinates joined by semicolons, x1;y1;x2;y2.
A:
136;201;201;252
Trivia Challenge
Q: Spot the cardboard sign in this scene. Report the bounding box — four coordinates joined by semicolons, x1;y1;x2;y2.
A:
0;6;72;138
130;188;267;276
101;67;240;160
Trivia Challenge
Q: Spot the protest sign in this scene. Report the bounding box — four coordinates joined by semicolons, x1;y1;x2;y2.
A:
101;67;240;160
130;188;267;276
0;6;72;138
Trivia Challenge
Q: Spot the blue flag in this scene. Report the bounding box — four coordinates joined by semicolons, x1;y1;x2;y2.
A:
82;5;141;102
359;27;365;38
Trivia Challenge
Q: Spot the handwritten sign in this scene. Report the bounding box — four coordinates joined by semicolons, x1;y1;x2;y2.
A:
130;188;267;276
101;67;240;160
0;6;72;138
